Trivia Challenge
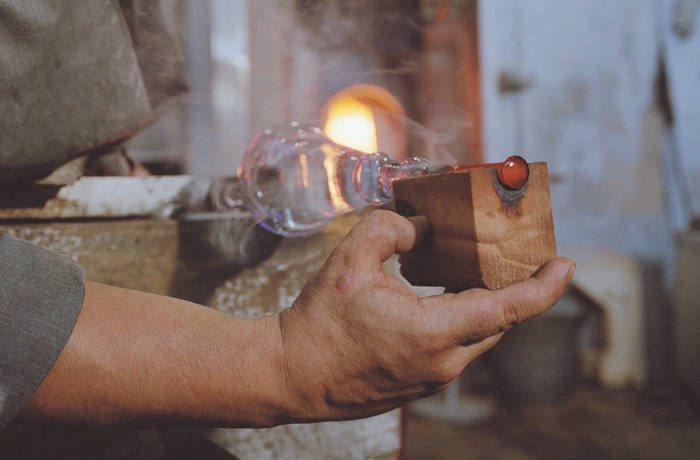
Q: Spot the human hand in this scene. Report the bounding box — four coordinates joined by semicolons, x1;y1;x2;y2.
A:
278;210;575;422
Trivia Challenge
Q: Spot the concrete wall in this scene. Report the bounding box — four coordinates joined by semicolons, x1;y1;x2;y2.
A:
479;0;700;384
480;0;667;263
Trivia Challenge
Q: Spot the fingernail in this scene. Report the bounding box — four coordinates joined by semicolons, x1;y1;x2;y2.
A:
408;215;431;241
566;259;576;281
410;215;430;230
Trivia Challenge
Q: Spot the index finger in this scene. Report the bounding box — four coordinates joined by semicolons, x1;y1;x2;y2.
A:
334;210;431;273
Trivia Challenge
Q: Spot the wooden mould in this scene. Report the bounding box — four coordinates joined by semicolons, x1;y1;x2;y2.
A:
393;162;557;290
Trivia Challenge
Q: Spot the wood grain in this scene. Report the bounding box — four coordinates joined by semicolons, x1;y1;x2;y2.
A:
393;163;556;290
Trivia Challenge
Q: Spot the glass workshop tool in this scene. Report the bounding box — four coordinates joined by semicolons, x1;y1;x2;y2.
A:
228;122;528;237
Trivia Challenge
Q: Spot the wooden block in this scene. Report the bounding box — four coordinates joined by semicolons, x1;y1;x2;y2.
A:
392;162;556;290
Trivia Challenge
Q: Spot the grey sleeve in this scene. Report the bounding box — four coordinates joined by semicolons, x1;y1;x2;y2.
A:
0;234;85;429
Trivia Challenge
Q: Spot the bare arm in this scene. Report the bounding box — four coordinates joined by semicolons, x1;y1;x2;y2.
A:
23;281;290;427
22;211;574;427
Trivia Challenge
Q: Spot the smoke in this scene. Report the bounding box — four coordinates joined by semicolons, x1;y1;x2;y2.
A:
126;0;479;175
292;0;477;166
404;107;474;166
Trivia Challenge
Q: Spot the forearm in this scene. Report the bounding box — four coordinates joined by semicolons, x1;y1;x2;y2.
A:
18;212;573;428
22;281;292;427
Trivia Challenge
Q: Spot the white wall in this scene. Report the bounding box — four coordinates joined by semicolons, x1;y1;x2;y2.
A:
480;0;700;384
480;0;686;268
662;0;700;224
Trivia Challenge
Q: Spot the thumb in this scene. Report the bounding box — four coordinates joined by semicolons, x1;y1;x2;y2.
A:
426;257;576;345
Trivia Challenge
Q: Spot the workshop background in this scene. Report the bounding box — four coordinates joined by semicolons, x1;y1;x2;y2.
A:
128;0;700;457
1;0;699;458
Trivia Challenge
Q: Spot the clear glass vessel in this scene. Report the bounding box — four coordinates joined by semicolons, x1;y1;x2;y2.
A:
235;122;431;237
230;122;528;237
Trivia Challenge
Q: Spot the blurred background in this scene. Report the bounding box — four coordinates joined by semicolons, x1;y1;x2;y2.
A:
124;0;700;457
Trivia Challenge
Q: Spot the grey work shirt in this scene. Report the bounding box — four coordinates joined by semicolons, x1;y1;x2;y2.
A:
0;0;185;430
0;234;85;428
0;0;187;183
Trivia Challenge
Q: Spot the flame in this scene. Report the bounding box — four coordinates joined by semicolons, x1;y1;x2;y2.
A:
321;144;350;212
298;152;309;188
323;94;378;154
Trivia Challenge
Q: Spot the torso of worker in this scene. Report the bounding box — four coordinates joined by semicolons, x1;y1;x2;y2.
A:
0;0;187;184
0;0;185;445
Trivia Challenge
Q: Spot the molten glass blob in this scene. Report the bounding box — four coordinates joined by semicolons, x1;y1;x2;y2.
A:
235;122;529;237
497;155;529;190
